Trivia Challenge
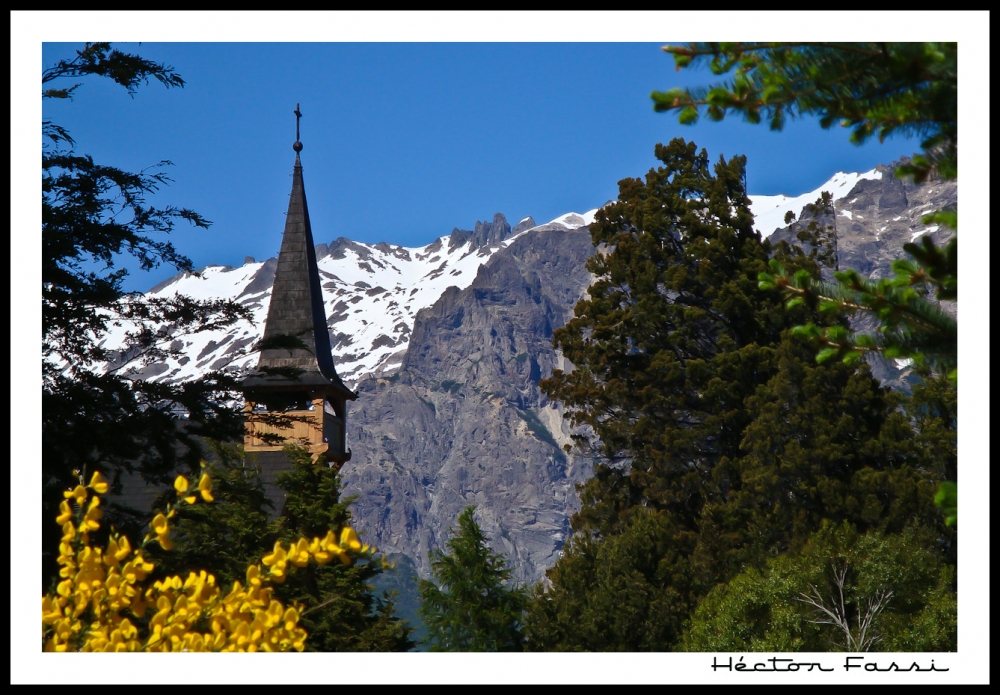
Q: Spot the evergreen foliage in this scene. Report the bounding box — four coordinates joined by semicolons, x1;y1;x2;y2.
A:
654;42;958;382
526;509;688;651
527;139;951;651
149;442;274;589
42;43;252;587
271;447;414;652
653;41;959;523
419;507;528;651
652;43;956;181
759;244;957;380
157;445;415;651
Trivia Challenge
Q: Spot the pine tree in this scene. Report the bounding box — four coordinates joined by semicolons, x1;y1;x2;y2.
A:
419;507;528;651
42;43;253;587
526;139;949;651
652;42;959;524
654;42;958;380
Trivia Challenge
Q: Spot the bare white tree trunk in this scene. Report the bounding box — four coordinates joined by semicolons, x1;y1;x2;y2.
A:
796;561;893;651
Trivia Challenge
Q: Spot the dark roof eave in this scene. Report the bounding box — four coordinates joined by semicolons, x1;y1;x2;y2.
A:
242;373;357;400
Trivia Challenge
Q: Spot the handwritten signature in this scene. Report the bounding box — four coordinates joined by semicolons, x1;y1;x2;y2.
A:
711;656;949;672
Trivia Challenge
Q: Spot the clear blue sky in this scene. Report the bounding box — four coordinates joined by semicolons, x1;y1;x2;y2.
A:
40;39;926;292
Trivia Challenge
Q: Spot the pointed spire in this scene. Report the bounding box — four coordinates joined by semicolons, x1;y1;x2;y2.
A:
246;105;352;397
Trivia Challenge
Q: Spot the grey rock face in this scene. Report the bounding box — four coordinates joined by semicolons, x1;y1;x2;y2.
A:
769;161;957;389
341;227;597;584
772;162;955;283
342;166;957;584
472;212;513;247
238;258;279;298
325;237;375;262
512;216;537;235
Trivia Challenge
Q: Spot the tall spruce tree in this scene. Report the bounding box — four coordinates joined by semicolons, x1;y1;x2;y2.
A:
527;139;948;651
651;42;959;524
419;507;528;651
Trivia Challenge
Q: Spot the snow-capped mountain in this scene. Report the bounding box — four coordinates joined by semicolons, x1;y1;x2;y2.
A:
748;169;884;238
105;210;598;385
104;164;944;390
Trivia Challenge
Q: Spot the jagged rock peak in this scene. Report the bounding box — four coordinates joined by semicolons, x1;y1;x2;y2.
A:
373;241;413;261
472;212;513;247
448;212;516;252
512;216;537;235
325;237;373;261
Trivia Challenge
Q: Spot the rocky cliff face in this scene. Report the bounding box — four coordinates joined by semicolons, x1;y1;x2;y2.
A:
768;161;957;389
769;162;956;282
342;227;597;584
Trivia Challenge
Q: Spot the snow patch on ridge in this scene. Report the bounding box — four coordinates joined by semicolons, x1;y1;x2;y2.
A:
749;169;882;238
546;210;598;228
101;211;599;386
910;225;939;242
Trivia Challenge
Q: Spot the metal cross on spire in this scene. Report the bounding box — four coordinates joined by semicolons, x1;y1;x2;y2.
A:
293;103;303;152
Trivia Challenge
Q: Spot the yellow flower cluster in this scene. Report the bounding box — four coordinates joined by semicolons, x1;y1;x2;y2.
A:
261;527;375;582
42;469;371;652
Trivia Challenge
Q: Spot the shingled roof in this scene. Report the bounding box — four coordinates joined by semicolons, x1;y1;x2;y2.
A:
242;150;354;399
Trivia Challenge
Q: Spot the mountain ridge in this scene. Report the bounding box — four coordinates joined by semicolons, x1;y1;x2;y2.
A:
99;162;956;583
105;211;592;386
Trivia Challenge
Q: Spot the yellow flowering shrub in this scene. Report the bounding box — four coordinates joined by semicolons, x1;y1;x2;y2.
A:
42;470;372;652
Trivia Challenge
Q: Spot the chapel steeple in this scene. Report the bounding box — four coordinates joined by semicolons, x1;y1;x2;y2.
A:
242;104;356;472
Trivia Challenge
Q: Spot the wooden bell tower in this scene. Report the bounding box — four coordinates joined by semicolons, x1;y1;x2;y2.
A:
242;104;356;480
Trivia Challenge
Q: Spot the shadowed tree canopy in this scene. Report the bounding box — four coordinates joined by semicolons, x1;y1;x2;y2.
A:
652;42;959;527
42;43;253;587
526;139;949;651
